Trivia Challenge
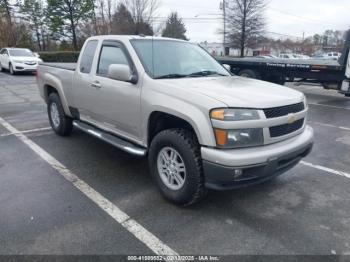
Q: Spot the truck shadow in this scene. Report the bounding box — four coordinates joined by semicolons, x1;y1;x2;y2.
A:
34;129;349;254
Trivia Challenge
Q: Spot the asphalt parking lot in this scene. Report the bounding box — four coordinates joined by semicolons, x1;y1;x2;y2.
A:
1;71;350;257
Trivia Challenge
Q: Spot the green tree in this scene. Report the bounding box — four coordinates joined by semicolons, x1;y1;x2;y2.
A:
47;0;94;50
0;0;15;45
20;0;46;50
122;0;159;35
162;12;188;40
111;3;135;35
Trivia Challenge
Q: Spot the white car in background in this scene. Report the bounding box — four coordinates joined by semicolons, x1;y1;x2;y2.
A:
325;52;341;60
278;53;297;59
0;48;43;75
294;54;311;60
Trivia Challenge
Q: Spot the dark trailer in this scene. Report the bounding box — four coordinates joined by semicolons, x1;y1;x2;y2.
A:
217;31;350;97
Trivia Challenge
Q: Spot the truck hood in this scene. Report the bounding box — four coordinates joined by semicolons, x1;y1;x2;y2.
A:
10;56;42;62
161;76;304;108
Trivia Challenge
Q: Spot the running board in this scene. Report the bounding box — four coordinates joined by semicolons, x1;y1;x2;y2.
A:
73;120;147;157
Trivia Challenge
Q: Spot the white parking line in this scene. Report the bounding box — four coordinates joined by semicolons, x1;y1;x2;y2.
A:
301;161;350;179
308;121;350;132
308;103;350;111
0;127;52;137
0;116;178;256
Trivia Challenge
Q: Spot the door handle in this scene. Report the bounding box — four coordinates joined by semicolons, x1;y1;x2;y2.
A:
91;81;102;89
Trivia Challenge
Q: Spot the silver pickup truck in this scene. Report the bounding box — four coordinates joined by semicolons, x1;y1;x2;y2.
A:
37;35;314;206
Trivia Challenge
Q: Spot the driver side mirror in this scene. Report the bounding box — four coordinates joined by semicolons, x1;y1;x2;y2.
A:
108;64;138;84
34;52;40;58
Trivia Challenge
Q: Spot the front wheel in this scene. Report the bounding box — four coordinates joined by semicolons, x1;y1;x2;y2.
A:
9;64;15;75
48;93;73;136
148;129;207;206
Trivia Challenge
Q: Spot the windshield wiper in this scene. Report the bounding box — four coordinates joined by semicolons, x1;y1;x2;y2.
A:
155;71;227;79
155;73;188;79
187;70;227;77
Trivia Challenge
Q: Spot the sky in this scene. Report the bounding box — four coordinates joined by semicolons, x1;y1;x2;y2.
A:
157;0;350;43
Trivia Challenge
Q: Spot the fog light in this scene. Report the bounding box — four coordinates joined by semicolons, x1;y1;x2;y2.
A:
233;169;243;179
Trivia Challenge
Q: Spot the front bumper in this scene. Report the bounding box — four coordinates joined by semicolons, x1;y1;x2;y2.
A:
201;126;314;190
13;62;38;72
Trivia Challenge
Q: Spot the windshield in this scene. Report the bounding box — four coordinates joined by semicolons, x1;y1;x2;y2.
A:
9;49;34;57
131;39;230;79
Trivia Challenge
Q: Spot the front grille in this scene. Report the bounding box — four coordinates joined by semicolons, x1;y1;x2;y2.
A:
270;119;304;138
264;102;305;119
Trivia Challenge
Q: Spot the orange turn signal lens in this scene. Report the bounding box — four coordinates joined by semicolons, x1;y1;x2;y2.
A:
210;109;225;120
214;129;227;146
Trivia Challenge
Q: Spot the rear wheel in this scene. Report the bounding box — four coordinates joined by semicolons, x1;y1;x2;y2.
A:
149;129;207;206
48;92;73;136
238;69;261;79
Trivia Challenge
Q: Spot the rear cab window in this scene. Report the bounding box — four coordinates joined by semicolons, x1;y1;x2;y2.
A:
80;40;98;74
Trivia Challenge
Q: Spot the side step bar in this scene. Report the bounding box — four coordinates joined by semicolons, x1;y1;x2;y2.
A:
73;120;147;157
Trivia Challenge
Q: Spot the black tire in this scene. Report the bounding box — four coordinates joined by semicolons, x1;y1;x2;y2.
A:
48;92;73;136
238;69;261;79
9;63;15;75
148;129;207;206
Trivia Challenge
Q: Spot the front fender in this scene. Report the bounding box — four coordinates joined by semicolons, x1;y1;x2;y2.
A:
142;94;217;147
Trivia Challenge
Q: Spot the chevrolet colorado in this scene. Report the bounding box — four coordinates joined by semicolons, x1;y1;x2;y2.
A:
37;35;314;206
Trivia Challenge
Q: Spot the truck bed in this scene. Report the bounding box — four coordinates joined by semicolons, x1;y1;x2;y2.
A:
41;63;77;71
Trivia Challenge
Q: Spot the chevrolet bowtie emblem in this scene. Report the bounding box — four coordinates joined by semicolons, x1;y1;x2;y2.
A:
287;114;297;124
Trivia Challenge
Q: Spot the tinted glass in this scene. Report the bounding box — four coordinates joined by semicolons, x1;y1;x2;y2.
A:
131;40;229;79
9;49;34;57
97;45;129;75
80;40;98;73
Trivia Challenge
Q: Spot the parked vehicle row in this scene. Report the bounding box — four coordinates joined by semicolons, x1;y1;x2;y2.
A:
217;31;350;96
257;53;338;60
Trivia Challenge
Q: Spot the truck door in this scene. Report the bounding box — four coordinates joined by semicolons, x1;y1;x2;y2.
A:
72;39;100;120
91;40;142;142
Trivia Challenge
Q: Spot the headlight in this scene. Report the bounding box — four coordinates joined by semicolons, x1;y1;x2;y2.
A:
214;128;264;148
210;108;263;148
302;95;308;109
211;108;260;121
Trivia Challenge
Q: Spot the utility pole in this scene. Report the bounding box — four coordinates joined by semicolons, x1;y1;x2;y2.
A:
220;0;227;55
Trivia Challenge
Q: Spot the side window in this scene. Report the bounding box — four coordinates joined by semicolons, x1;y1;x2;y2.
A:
97;45;129;76
80;40;98;74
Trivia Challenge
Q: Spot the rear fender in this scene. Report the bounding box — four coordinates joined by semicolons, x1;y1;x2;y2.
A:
43;73;73;117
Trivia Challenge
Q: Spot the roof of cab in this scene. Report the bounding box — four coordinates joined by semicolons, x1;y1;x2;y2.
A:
3;48;31;50
86;35;188;43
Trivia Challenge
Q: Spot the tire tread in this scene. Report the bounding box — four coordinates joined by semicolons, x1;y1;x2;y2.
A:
149;128;207;206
